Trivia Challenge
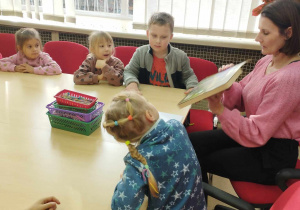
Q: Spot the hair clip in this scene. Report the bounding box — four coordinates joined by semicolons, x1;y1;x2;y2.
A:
127;115;133;121
252;0;274;16
125;98;130;102
125;140;130;145
142;166;150;183
114;121;119;126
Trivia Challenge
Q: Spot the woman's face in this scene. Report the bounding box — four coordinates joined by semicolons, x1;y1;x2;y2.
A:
255;16;287;56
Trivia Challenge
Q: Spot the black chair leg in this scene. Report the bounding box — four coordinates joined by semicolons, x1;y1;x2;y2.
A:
214;204;236;210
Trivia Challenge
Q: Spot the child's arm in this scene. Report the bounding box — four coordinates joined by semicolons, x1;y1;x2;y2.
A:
0;54;19;72
100;57;125;86
30;53;62;75
123;50;141;89
181;55;198;89
111;166;146;209
27;196;60;210
74;57;100;85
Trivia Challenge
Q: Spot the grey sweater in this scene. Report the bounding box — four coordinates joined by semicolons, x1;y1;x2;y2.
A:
124;44;198;89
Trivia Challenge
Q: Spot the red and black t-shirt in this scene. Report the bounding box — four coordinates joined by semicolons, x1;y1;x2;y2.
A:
149;55;170;87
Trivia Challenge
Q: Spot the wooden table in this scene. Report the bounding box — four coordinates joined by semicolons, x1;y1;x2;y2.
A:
0;72;190;210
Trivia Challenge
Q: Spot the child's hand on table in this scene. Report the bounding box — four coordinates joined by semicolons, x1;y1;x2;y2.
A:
16;63;34;73
125;83;142;95
184;87;194;94
15;65;25;72
27;196;60;210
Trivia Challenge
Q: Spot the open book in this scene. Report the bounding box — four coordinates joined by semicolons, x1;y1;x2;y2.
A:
178;60;248;108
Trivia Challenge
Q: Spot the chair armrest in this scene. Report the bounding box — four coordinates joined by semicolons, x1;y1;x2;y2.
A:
202;182;255;210
276;168;300;191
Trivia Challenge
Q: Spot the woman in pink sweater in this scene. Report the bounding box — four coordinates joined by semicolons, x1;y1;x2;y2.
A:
0;28;61;75
189;0;300;186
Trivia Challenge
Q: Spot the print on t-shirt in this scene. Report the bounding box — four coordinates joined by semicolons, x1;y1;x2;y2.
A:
149;55;170;87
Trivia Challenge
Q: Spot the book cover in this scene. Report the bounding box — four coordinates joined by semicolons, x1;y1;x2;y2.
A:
178;60;248;108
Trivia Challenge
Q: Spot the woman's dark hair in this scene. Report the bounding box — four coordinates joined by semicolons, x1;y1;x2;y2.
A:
261;0;300;55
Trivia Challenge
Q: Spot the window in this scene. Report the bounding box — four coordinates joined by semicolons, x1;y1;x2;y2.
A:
2;0;261;39
74;0;133;17
18;0;132;19
133;0;262;39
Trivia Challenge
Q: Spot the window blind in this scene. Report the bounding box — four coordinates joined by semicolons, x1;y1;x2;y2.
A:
0;0;76;23
133;0;261;39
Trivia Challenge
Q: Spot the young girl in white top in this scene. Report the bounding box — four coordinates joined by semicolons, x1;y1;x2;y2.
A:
0;28;61;75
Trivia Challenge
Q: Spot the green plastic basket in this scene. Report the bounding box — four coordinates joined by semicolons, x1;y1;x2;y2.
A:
47;111;103;136
53;101;97;113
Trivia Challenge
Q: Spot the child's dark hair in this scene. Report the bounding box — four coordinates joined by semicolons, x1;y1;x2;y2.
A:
261;0;300;55
15;28;42;50
103;91;159;198
148;12;174;33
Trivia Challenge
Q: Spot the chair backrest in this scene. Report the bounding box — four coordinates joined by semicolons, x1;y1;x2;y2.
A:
0;33;17;58
270;181;300;210
43;41;89;74
114;46;137;67
189;57;218;82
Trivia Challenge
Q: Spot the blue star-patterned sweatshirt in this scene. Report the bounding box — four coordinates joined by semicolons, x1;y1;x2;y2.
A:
111;119;206;210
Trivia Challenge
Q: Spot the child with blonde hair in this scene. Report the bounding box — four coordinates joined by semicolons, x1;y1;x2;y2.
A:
74;31;124;86
0;28;61;75
103;91;206;209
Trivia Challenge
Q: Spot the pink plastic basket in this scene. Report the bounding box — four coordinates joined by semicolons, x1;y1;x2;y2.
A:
54;89;98;109
47;101;104;122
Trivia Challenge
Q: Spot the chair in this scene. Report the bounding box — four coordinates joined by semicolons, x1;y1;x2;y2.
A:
270;181;300;210
186;57;218;133
203;154;300;210
43;41;89;74
114;46;137;67
0;33;17;58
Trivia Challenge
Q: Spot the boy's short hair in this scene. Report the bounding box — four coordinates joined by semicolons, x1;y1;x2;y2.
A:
148;12;174;33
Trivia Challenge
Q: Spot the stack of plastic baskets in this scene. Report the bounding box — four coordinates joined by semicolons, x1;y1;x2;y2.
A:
46;89;104;136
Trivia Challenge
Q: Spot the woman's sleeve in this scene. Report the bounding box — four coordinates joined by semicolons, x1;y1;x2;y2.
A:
222;59;262;111
218;71;300;147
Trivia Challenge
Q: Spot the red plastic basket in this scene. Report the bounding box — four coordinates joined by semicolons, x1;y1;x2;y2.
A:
54;89;98;109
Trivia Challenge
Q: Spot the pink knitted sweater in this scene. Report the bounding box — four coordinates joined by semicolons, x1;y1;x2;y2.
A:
0;51;61;75
218;55;300;147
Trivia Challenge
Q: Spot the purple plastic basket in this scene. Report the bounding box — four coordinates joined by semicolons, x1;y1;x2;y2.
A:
46;100;104;122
